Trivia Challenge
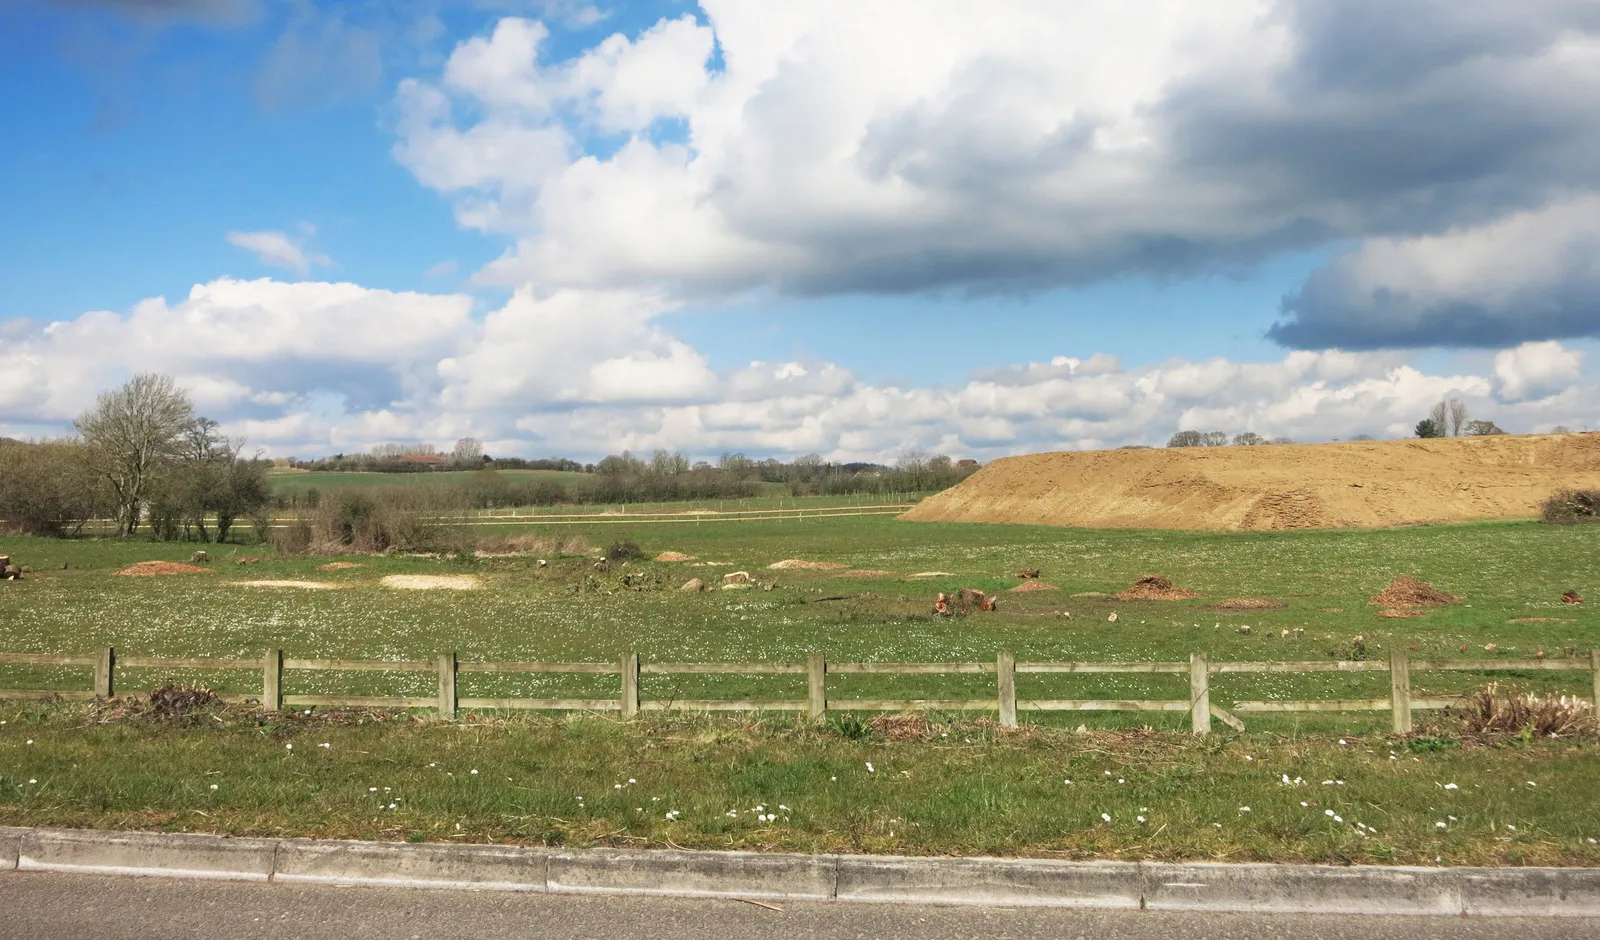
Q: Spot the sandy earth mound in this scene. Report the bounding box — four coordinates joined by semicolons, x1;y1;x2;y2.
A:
1009;581;1059;592
902;433;1600;531
115;561;212;576
380;574;482;591
319;562;362;570
655;552;696;562
1112;575;1198;601
768;559;848;570
1209;597;1285;610
1368;576;1457;608
233;580;338;590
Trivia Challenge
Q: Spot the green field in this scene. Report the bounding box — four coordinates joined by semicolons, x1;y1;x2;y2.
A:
2;514;1598;863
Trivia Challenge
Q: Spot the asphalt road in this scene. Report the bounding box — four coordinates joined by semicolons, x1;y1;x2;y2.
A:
1;872;1596;940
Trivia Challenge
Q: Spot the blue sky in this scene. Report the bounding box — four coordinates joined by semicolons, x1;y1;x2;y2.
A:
3;1;1598;459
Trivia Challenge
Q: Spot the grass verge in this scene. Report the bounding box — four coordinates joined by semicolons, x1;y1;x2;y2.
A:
2;701;1597;867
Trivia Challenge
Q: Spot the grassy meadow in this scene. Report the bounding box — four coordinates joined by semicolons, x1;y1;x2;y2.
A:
2;511;1598;863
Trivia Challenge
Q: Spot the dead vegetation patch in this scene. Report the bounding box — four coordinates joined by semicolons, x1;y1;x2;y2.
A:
1208;597;1284;610
1508;617;1575;624
768;559;848;570
1368;576;1457;608
1454;683;1595;737
1009;581;1059;592
907;571;955;579
318;562;362;570
475;533;590;557
1111;575;1198;601
115;561;212;576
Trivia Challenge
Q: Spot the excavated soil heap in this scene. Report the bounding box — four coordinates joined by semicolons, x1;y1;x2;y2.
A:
902;433;1600;531
654;552;696;562
1009;581;1059;592
768;559;848;570
1112;575;1198;601
1368;576;1457;608
1209;597;1285;610
115;561;212;576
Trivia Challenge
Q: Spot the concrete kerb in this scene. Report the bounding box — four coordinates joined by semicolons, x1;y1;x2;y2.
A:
274;839;550;892
1141;862;1462;916
835;855;1143;908
1;827;1599;917
18;828;277;882
0;827;24;871
549;847;835;900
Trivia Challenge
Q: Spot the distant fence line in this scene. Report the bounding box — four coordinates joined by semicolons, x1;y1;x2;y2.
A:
2;648;1596;735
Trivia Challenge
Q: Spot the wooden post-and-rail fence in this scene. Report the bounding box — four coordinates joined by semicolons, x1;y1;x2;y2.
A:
2;648;1597;735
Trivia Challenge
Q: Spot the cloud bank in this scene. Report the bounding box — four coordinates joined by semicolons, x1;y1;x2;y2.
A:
2;278;1590;458
389;0;1600;349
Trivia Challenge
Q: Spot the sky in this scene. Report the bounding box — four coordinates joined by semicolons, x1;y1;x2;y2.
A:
2;0;1599;462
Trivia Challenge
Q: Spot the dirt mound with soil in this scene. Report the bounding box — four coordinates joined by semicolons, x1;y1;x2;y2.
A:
1112;575;1198;601
115;561;212;576
768;559;848;570
654;551;696;562
1368;576;1457;608
1009;581;1059;592
233;580;339;590
1208;597;1285;610
379;574;482;591
902;433;1600;530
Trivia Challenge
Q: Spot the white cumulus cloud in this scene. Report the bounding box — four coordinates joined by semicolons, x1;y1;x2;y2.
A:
226;229;333;275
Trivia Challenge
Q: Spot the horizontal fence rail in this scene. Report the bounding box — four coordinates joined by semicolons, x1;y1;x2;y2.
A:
1;647;1596;735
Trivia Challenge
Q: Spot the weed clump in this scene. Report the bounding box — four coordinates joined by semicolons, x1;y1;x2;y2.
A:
1541;489;1600;524
606;539;645;562
147;684;218;720
1453;683;1594;737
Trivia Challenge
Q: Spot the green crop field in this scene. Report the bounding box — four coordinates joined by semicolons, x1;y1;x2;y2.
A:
2;513;1598;864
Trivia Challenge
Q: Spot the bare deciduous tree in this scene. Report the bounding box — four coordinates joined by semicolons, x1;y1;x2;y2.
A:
74;373;194;537
452;437;484;467
1428;400;1449;436
1448;398;1469;436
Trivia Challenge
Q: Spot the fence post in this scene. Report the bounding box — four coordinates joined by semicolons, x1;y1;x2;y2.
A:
997;650;1017;729
1591;649;1599;710
1190;652;1211;735
94;646;114;699
262;648;283;711
621;652;639;718
1390;648;1412;734
808;652;827;721
437;652;457;720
